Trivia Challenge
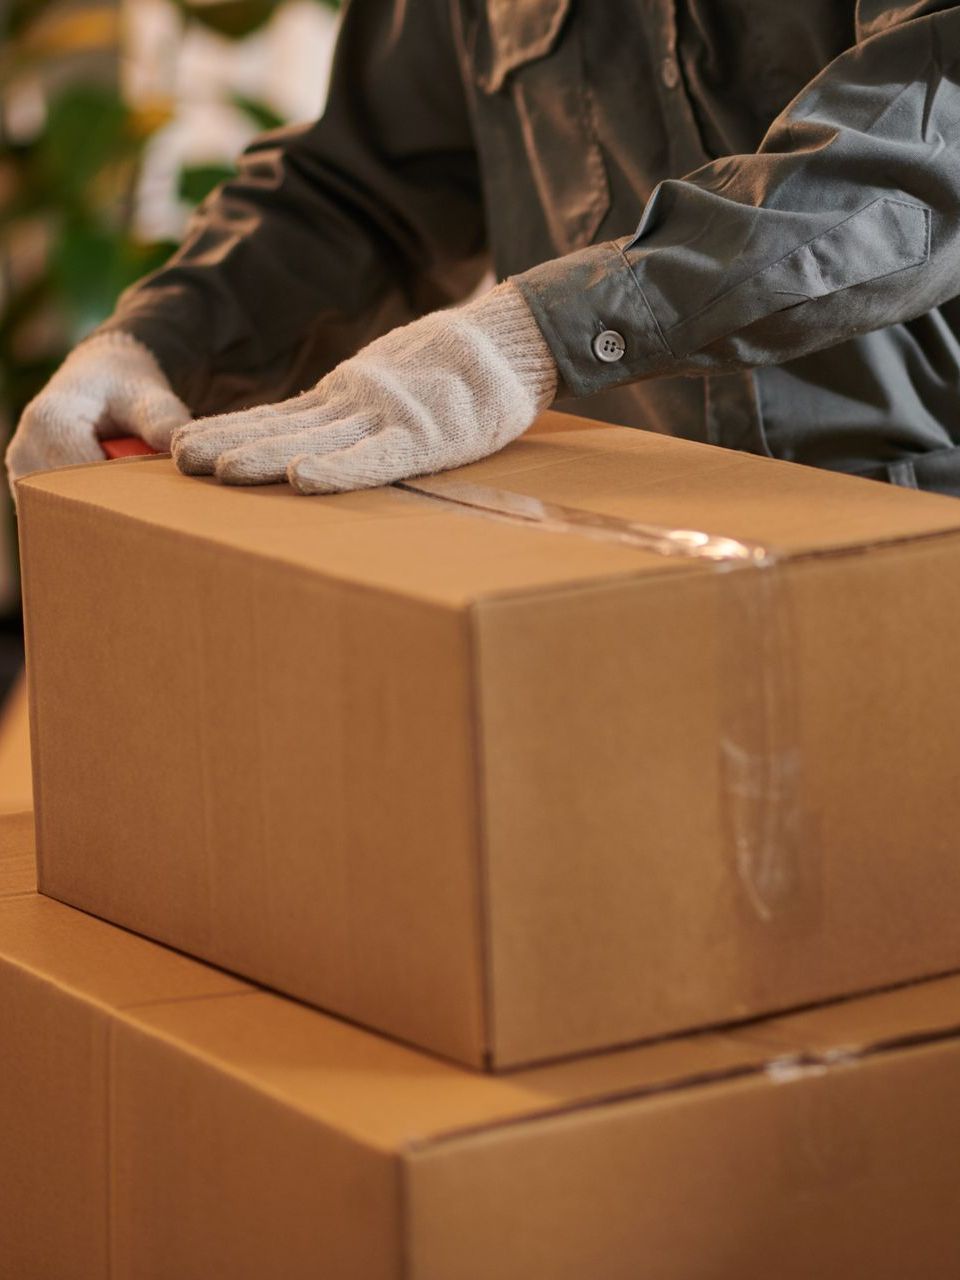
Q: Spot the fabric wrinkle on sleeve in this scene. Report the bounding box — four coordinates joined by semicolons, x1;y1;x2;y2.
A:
513;2;956;401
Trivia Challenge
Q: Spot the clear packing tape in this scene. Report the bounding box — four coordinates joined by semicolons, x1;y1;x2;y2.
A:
400;478;804;923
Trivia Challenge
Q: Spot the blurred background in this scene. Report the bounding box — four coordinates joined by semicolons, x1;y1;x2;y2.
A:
0;0;342;703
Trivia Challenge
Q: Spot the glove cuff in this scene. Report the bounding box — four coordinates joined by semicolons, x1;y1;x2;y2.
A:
71;328;162;368
463;280;559;411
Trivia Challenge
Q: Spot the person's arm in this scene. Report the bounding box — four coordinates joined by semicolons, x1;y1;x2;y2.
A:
98;0;488;415
169;0;960;495
515;1;960;401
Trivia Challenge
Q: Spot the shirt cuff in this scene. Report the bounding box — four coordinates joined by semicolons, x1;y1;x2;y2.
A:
511;237;676;399
95;291;213;413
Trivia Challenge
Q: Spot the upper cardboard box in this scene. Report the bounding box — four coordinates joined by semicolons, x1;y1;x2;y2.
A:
4;811;960;1279
19;414;960;1067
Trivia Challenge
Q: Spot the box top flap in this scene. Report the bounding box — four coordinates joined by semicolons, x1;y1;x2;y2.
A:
0;892;247;1008
20;415;960;608
53;942;960;1154
413;420;960;553
124;991;769;1153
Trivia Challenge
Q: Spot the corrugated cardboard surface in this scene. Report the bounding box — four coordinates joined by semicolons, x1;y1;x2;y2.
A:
21;414;960;1066
3;815;960;1278
0;674;32;815
475;533;960;1061
0;808;34;896
23;485;486;1063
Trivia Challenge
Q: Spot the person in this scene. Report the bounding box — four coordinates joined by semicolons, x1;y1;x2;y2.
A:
8;0;960;497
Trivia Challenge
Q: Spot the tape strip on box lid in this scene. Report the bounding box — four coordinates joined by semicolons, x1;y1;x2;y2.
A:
400;477;804;924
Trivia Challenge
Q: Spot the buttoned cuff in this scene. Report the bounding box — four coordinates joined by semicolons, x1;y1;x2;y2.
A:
511;238;676;399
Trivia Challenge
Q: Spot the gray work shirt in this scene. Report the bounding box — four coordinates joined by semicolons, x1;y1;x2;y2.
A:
104;0;960;494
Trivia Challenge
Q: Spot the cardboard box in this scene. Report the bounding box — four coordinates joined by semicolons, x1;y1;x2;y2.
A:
19;413;960;1068
3;812;960;1280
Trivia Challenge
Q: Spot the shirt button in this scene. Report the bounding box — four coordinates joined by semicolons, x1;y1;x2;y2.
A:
593;330;626;363
660;56;680;89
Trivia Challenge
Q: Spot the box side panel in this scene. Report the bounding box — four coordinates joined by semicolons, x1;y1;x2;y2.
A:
111;1016;402;1280
778;539;960;974
478;569;741;1063
0;809;36;897
0;673;33;817
24;491;485;1065
0;957;109;1279
480;535;960;1065
738;970;960;1056
407;1040;960;1280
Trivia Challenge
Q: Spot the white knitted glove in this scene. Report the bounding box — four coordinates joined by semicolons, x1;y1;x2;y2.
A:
171;281;557;493
5;332;190;491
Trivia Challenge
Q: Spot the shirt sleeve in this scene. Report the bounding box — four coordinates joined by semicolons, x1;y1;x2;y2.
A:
99;0;487;415
514;1;959;400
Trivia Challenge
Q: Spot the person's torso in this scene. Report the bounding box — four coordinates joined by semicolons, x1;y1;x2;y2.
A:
452;0;960;493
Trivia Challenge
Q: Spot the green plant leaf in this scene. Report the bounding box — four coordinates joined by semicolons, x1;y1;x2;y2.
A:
231;93;285;132
170;0;278;38
123;239;180;279
37;86;137;201
51;222;124;323
178;164;235;205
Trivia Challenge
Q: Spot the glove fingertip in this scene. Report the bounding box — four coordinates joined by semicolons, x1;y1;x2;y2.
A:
214;445;285;487
286;454;344;495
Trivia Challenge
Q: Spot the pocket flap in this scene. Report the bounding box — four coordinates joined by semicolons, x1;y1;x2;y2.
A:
478;0;573;92
771;198;930;301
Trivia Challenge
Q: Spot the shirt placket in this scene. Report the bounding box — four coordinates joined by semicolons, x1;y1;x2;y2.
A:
650;0;708;177
648;0;771;457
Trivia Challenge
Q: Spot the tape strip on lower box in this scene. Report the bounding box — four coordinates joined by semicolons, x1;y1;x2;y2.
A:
400;478;805;923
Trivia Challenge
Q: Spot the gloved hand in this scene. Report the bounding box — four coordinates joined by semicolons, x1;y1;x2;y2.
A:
171;280;558;494
5;332;190;493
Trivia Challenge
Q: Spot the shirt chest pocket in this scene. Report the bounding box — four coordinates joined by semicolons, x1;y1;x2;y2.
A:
469;0;610;256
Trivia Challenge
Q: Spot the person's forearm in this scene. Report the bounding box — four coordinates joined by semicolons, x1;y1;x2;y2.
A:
514;2;959;400
98;0;487;416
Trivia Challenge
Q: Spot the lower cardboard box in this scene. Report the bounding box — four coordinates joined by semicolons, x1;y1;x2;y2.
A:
2;812;960;1279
